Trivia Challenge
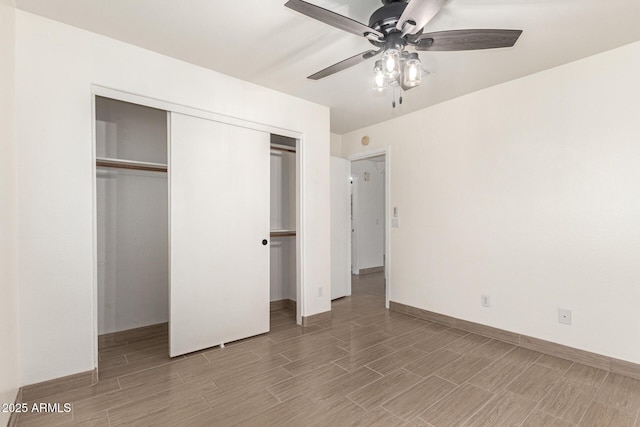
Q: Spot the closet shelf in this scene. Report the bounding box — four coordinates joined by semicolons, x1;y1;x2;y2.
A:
96;157;168;173
270;230;296;237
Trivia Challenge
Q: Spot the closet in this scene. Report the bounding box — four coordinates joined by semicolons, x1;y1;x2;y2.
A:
270;135;297;314
95;97;168;338
95;95;299;365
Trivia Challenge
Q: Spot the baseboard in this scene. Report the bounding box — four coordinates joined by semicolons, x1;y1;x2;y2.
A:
7;388;22;427
20;369;96;402
270;299;297;312
390;301;640;381
302;310;331;326
358;266;384;275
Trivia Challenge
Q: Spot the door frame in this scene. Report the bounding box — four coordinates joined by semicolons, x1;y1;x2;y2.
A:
347;147;391;309
350;176;359;275
91;85;305;372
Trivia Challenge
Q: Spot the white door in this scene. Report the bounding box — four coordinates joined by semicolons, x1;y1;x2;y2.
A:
331;157;351;299
169;112;270;357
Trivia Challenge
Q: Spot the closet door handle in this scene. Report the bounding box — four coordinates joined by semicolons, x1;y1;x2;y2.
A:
262;239;268;246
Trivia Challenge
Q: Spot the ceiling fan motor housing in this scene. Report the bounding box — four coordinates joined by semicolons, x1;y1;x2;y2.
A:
369;1;407;35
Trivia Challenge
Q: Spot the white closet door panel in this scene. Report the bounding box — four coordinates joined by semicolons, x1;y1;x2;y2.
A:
331;157;352;299
170;113;270;357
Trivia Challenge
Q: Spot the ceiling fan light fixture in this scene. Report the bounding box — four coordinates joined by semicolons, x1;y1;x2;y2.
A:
402;52;422;88
382;47;401;79
285;0;523;107
372;60;387;91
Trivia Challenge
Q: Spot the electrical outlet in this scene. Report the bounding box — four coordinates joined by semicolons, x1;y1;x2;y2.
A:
481;295;491;308
558;308;572;325
318;287;323;297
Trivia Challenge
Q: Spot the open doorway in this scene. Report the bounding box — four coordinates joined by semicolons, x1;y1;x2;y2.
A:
94;96;170;377
269;134;300;332
348;149;390;308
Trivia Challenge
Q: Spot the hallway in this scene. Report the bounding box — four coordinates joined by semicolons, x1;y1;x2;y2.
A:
16;272;640;426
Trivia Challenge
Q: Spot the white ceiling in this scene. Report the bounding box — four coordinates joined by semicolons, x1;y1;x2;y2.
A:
15;0;640;134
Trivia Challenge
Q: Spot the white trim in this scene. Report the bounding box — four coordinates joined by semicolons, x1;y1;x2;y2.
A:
347;147;391;309
90;93;99;374
346;148;388;161
296;138;303;325
91;85;301;140
166;111;173;352
351;177;359;275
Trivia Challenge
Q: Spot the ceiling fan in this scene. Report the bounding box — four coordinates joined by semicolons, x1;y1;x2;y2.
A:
285;0;522;94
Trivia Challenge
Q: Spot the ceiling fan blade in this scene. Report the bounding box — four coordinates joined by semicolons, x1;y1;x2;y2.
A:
414;29;523;51
396;0;448;35
285;0;383;40
308;50;381;80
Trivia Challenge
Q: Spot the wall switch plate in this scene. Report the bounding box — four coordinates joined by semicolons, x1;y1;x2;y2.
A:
318;287;323;297
558;308;572;325
481;295;491;308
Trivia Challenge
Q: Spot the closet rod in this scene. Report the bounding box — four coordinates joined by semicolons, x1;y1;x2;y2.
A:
96;159;167;173
270;231;296;237
270;145;296;153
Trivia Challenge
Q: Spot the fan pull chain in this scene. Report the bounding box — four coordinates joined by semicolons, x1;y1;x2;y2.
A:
392;85;397;108
391;86;395;108
391;86;403;109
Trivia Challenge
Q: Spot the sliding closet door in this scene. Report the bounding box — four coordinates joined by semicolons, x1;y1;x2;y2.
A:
169;112;270;357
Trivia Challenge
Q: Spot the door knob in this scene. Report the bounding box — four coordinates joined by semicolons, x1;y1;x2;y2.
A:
262;239;268;245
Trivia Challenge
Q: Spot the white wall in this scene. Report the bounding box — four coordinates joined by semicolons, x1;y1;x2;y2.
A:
270;151;296;231
95;97;168;164
342;40;640;364
270;237;296;302
270;150;296;302
16;11;331;385
0;0;20;422
351;159;385;272
330;133;343;157
97;169;168;334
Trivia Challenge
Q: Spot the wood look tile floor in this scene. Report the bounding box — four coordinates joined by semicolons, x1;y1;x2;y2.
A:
16;273;640;426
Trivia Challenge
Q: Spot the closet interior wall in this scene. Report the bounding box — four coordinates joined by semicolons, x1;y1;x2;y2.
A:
95;97;168;336
270;135;296;309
